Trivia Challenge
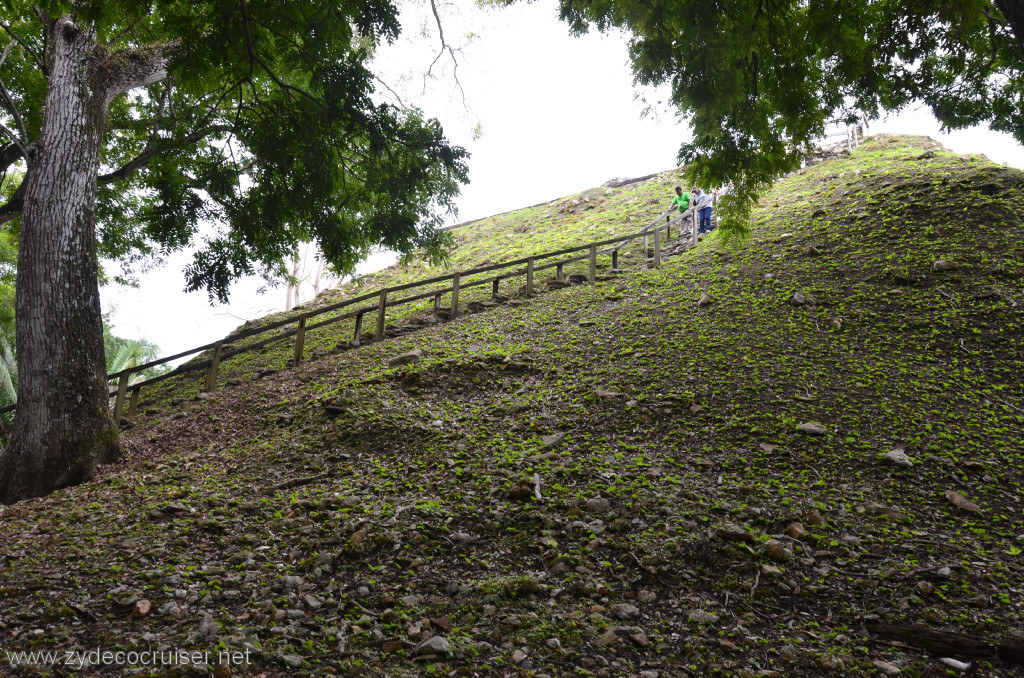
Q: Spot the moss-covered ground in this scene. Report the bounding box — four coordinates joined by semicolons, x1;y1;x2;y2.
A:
1;136;1022;677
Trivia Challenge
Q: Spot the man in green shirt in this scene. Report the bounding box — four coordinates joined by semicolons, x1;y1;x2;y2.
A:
671;185;691;212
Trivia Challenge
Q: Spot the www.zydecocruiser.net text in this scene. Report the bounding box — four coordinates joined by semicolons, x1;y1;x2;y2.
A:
4;647;252;670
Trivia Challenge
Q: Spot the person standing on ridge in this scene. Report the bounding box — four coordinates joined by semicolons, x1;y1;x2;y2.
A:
693;187;714;235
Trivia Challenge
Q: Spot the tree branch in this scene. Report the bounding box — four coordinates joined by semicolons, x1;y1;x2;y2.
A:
373;74;407;108
0;178;25;226
237;0;321;110
109;11;151;46
0;21;45;73
0;143;23;173
0;43;30;155
101;40;180;107
424;0;466;107
0;123;27;159
97;124;232;185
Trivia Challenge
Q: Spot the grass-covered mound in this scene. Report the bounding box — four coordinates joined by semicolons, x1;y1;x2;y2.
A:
1;135;1022;677
134;165;688;403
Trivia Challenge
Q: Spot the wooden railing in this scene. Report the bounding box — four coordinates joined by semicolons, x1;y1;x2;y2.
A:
0;206;698;430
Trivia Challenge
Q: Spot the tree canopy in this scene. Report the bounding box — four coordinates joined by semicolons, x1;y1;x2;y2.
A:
0;0;469;503
549;0;1024;226
0;0;469;301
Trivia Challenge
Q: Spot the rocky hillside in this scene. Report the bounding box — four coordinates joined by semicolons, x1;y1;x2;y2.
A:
1;136;1023;678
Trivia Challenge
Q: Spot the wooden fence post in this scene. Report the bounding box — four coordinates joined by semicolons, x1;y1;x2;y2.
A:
113;372;129;426
556;263;563;282
353;311;364;343
653;226;661;267
205;341;223;392
433;292;441;319
450;272;460;319
611;249;618;269
589;244;597;282
643;233;649;256
666;217;671;240
692;208;698;247
375;289;388;341
492;278;500;297
128;386;141;420
293;313;307;366
526;258;534;297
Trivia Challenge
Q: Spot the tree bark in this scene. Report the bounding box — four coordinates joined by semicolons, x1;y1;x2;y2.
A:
993;0;1024;59
0;18;170;504
0;18;116;503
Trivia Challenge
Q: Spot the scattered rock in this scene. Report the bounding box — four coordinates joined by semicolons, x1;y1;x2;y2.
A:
872;659;902;676
507;479;535;501
883;448;914;467
791;292;809;306
198;614;218;637
540;432;566;448
944;490;981;513
697;292;712;307
717;526;755;543
807;510;826;527
803;245;820;256
637;590;657;604
388;349;424;367
798;422;828;435
594;388;620;399
933;260;956;271
687;609;718;624
158;602;182;616
763;540;792;562
916;581;934;594
596;628;619;647
787;522;807;540
586;497;611;514
414;635;453;656
610;603;639;620
131;599;151;618
760;564;783;577
966;593;990;608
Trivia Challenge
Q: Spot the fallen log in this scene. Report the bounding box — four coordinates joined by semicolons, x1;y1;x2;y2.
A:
867;623;1024;667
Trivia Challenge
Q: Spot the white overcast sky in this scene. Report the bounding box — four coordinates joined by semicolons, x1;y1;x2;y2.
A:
103;0;1024;360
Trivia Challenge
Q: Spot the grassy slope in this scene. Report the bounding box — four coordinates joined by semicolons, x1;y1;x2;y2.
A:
1;136;1023;678
136;167;686;403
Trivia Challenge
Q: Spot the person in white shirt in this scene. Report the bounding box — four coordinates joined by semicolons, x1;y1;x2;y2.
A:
693;188;714;234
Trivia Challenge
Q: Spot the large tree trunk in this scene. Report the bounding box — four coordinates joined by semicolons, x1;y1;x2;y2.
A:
993;0;1024;59
0;19;117;504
